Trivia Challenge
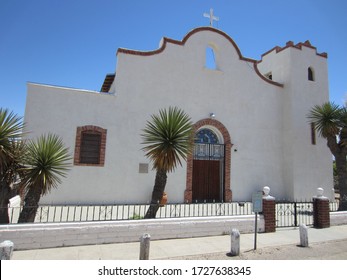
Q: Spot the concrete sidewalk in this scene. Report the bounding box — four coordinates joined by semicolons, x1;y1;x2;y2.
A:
11;224;347;260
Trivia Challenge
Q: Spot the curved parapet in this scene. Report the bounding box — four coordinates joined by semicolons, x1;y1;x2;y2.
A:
117;27;283;87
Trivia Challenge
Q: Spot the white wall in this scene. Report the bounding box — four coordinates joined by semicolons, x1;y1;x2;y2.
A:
0;216;263;250
25;84;157;204
115;29;284;202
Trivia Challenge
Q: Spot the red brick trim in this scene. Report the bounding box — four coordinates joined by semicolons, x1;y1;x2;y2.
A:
260;40;328;60
117;27;283;88
184;118;233;202
74;125;107;167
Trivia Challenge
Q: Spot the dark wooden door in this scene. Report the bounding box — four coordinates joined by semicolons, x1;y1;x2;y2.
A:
192;160;220;202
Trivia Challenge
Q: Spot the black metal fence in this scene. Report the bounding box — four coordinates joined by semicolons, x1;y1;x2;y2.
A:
276;201;339;228
4;201;339;225
6;202;254;224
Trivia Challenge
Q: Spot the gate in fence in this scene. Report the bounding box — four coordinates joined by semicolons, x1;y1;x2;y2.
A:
276;201;314;227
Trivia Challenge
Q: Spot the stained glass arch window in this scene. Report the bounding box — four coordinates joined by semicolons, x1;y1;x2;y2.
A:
195;128;219;144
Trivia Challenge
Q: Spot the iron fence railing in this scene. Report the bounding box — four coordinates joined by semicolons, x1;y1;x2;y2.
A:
276;201;339;228
4;201;339;225
5;202;253;224
276;202;313;227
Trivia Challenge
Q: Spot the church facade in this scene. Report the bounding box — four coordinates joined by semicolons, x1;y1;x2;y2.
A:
25;27;333;205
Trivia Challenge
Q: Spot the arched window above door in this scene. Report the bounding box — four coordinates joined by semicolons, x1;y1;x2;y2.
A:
196;128;219;144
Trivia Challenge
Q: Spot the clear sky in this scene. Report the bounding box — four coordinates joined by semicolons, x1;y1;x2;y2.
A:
1;0;346;117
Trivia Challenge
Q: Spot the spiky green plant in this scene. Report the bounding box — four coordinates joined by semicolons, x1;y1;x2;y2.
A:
18;134;71;223
141;107;193;218
308;102;347;210
0;108;24;173
0;108;25;224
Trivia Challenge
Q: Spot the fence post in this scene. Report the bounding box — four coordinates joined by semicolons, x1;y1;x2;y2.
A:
293;202;298;227
262;186;276;232
139;233;151;260
0;240;14;260
313;188;330;228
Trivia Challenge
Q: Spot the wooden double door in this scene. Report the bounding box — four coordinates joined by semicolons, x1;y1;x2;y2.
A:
192;144;225;202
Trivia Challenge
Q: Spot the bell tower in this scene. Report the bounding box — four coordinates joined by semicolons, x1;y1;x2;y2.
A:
258;40;333;200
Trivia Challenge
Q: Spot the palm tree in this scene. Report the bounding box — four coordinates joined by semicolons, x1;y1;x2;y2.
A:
0;108;24;224
18;134;71;223
308;102;347;211
141;107;194;218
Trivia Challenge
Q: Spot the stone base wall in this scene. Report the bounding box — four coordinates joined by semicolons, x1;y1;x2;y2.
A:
330;211;347;226
0;215;264;250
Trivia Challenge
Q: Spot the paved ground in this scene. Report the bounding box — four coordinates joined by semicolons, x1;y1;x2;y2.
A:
11;224;347;260
167;239;347;260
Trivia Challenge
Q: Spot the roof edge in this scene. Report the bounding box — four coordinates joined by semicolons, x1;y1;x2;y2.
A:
27;82;113;96
260;40;328;60
117;27;253;60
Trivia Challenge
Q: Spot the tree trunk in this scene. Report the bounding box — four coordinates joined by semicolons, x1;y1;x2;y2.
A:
335;154;347;211
144;169;167;219
0;180;13;224
18;186;41;223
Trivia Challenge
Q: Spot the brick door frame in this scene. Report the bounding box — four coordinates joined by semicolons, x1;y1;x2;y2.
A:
184;118;232;202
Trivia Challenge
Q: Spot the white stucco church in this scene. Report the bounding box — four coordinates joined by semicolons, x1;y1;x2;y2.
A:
25;25;334;205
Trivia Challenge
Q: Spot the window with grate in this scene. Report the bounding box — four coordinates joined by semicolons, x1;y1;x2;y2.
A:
80;132;101;164
74;126;107;166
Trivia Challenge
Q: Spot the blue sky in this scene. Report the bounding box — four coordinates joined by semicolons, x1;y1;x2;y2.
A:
1;0;346;117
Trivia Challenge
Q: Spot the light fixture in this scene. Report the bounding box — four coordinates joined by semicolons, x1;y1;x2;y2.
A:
210;113;215;119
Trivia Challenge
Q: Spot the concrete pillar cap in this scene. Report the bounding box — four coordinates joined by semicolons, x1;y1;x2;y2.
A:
314;187;328;200
263;186;275;200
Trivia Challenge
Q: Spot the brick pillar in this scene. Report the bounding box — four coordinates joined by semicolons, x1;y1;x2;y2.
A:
313;188;330;228
262;186;276;233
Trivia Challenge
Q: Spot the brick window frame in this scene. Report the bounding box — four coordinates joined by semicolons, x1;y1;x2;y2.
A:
74;125;107;166
184;118;233;202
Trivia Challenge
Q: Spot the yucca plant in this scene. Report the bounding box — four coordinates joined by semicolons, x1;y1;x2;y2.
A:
141;107;194;218
0;108;24;172
308;102;347;210
0;108;25;224
18;134;71;223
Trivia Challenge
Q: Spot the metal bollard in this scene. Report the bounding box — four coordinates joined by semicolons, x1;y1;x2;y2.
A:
139;233;151;260
0;240;14;260
299;224;309;247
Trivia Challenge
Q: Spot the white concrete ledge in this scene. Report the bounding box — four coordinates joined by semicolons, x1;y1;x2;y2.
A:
330;211;347;226
0;215;263;250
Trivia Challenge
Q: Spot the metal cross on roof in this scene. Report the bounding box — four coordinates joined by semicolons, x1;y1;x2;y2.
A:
203;8;219;27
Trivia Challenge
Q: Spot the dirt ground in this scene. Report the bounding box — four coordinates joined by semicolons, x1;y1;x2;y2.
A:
166;238;347;260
